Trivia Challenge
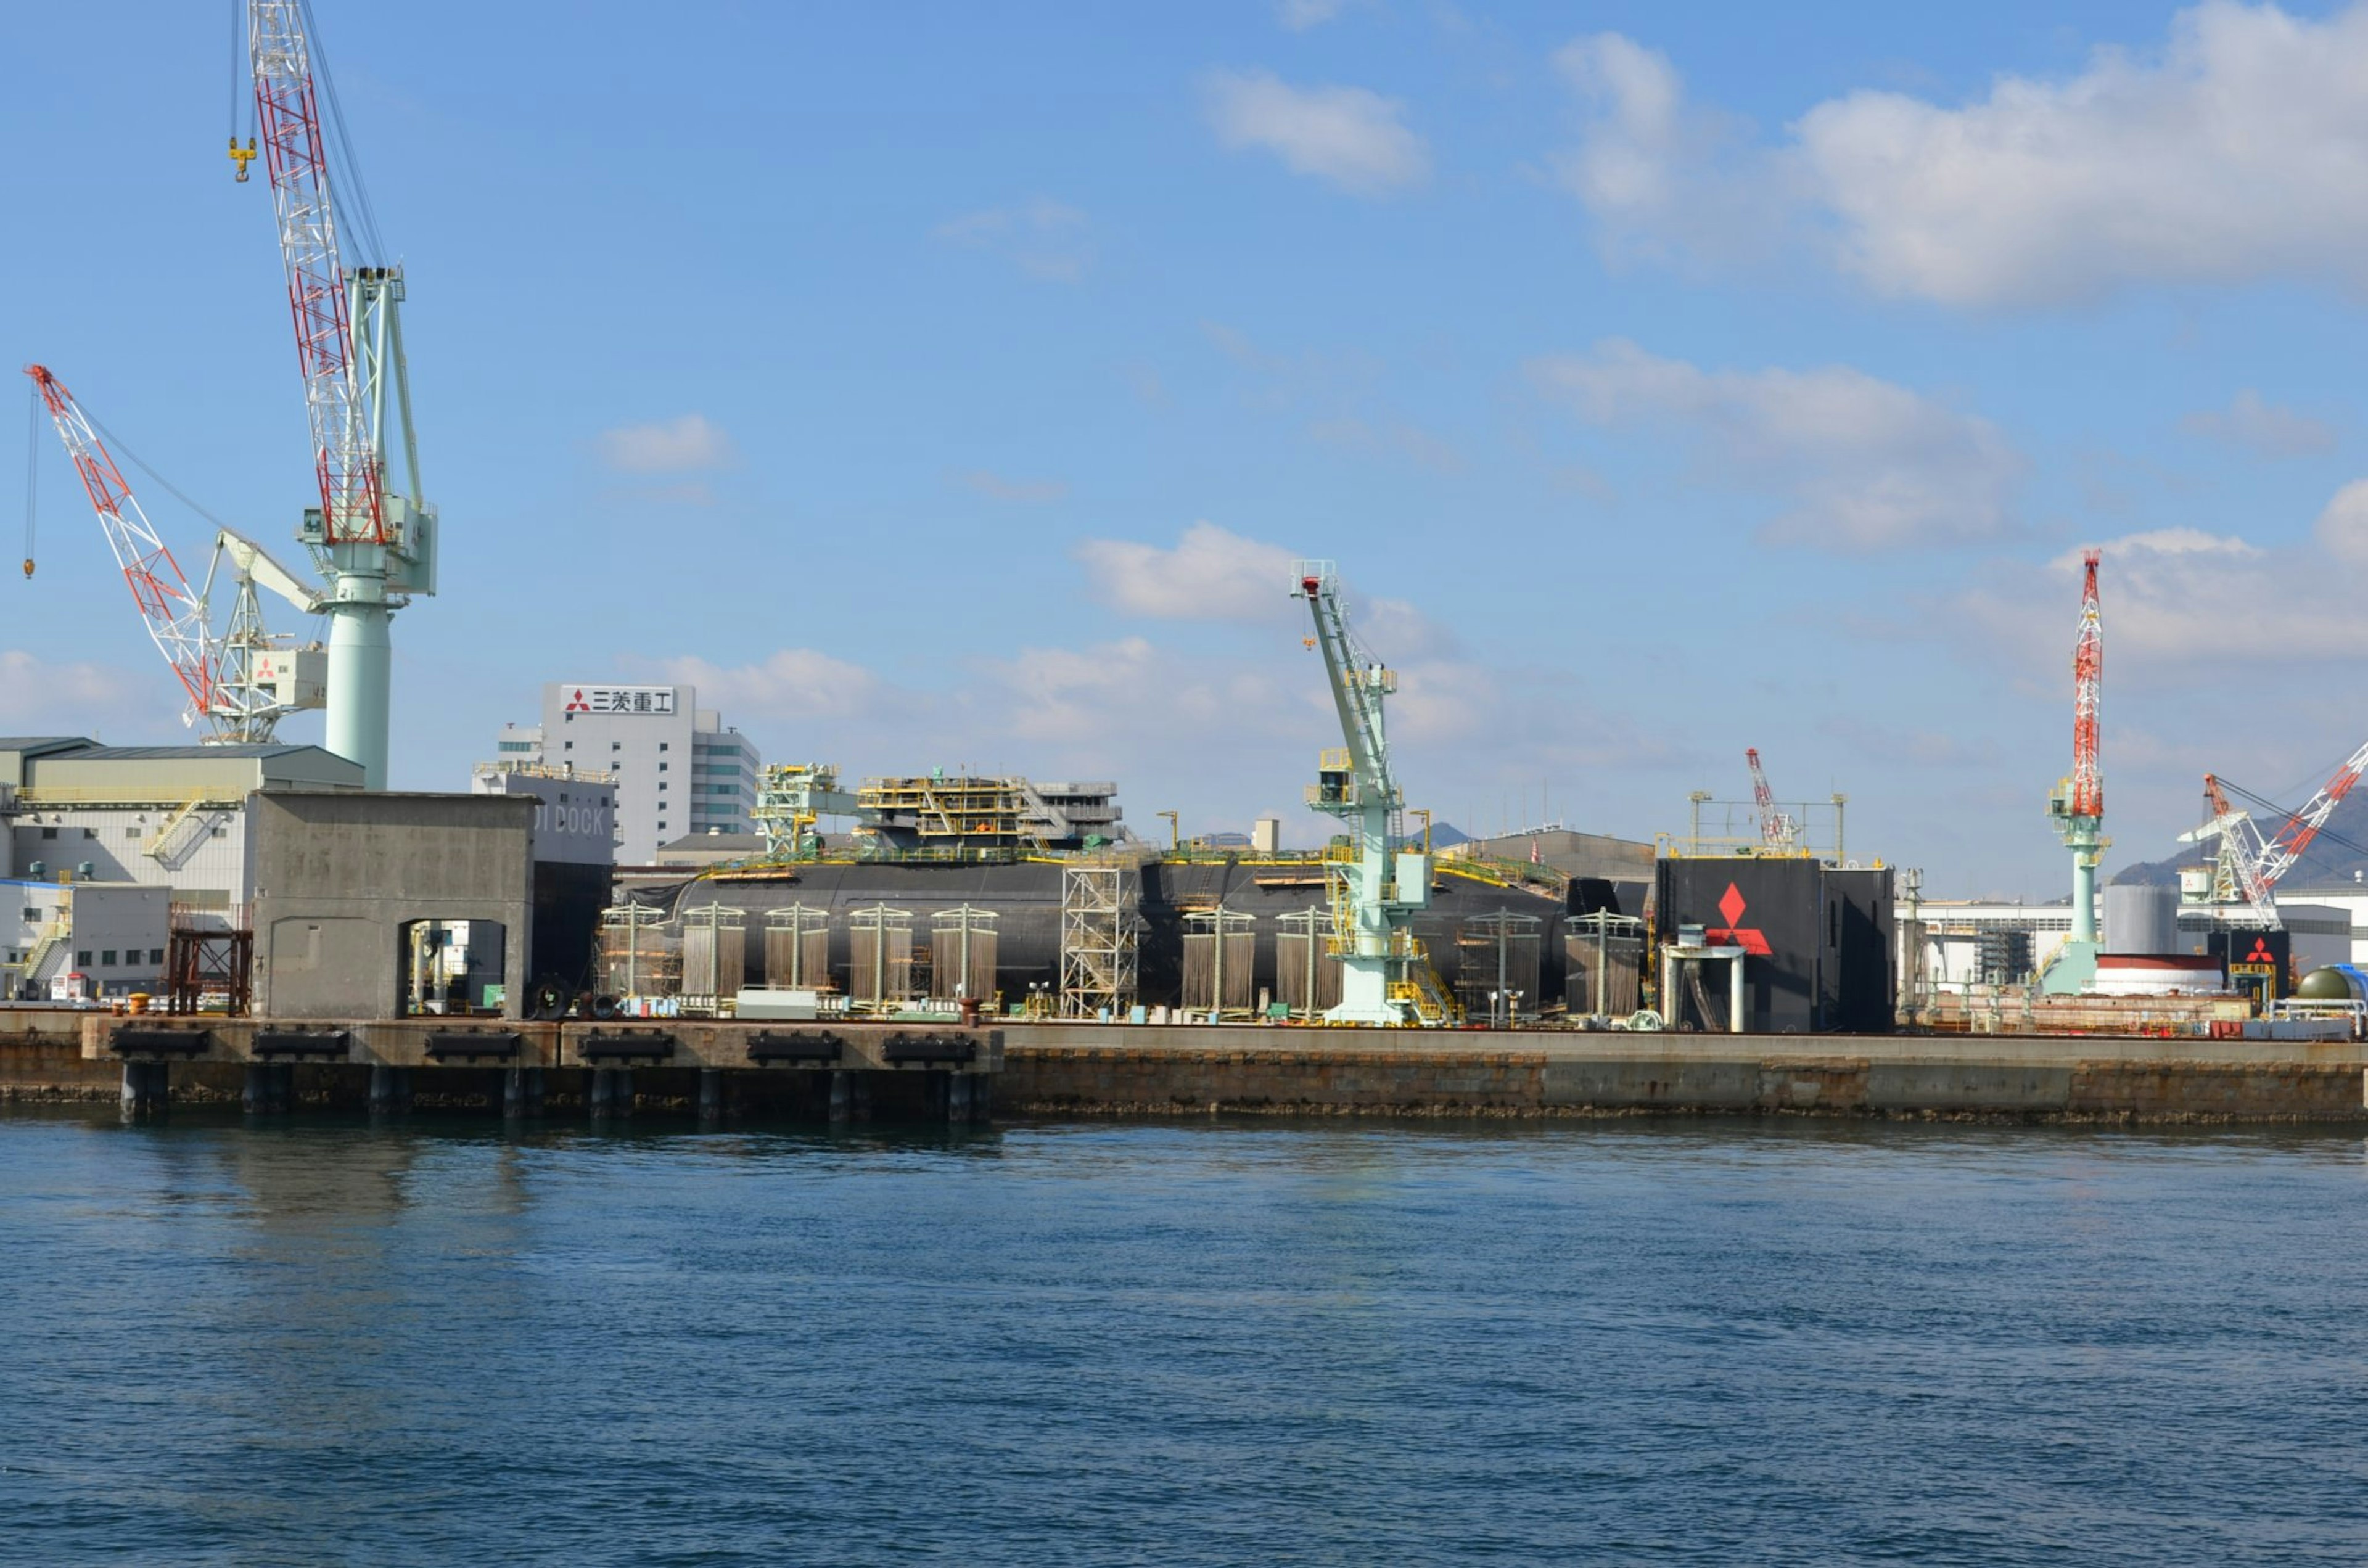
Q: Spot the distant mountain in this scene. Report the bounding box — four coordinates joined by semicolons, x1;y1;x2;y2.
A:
1423;821;1474;848
2112;783;2368;891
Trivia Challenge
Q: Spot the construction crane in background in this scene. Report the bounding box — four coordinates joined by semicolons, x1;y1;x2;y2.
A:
2042;548;2107;993
1293;560;1447;1025
1745;748;1800;850
240;0;437;789
23;365;323;743
2182;750;2368;928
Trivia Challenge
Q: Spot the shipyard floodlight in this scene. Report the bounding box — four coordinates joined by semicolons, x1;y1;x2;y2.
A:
1292;560;1441;1025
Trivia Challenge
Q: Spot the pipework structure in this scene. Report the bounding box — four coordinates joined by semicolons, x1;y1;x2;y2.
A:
1292;560;1433;1024
2042;549;2107;995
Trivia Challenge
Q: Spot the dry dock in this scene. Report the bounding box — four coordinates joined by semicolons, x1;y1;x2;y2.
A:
3;1010;2364;1122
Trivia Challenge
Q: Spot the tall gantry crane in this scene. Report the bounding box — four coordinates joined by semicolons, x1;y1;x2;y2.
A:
2042;549;2107;992
1293;560;1439;1025
242;0;436;789
24;365;321;742
1745;747;1799;849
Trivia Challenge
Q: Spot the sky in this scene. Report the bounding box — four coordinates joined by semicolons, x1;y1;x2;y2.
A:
5;0;2368;898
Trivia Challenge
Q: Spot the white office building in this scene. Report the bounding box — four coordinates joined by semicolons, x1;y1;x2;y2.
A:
491;683;760;863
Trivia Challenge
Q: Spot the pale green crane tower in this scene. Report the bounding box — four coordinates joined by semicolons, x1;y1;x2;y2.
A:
1293;560;1433;1025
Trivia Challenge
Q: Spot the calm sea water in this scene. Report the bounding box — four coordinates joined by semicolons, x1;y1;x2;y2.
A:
2;1108;2364;1566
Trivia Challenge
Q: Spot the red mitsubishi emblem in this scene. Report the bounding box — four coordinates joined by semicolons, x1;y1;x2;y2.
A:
1706;882;1772;955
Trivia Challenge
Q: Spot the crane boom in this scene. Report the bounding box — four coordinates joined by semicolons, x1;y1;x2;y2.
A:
248;0;383;549
23;365;220;728
1293;560;1434;1025
2187;745;2368;928
1745;748;1798;848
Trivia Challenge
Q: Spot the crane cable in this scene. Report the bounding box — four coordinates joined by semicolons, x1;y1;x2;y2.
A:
22;377;36;578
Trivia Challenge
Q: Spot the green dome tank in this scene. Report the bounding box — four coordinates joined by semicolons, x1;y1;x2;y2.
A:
2295;967;2364;1002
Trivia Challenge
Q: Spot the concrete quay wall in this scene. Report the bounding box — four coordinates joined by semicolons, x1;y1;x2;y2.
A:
999;1024;2368;1122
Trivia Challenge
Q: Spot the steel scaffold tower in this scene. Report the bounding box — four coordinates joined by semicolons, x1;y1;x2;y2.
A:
1060;861;1137;1017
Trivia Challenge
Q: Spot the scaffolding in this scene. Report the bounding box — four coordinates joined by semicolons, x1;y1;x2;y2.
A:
1275;906;1343;1019
754;763;858;860
1457;909;1543;1025
1181;906;1259;1017
848;904;916;1012
598;903;678;998
928;906;1001;1003
164;926;253;1016
763;904;832;990
1060;860;1138;1018
679;902;747;1013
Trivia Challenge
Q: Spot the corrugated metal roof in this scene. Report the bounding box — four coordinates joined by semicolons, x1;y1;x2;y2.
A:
64;745;313;760
0;737;97;755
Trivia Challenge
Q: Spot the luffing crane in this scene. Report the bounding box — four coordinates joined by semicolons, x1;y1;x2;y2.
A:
1745;747;1799;849
2181;750;2368;929
2041;549;2107;993
1292;560;1441;1025
23;365;323;742
240;0;437;789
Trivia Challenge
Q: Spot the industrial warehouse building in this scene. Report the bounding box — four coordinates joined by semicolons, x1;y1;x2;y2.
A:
491;682;760;862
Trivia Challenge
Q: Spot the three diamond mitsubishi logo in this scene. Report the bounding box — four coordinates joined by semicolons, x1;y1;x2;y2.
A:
1705;882;1772;956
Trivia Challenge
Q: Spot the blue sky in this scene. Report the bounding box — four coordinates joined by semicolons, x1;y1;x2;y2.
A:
7;0;2368;897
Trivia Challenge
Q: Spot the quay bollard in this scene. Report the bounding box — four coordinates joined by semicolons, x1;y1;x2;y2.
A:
503;1067;544;1119
697;1069;723;1123
119;1060;168;1119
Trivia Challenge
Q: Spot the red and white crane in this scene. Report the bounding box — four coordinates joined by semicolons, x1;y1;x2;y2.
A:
23;364;324;744
23;364;218;728
1745;747;1799;850
2042;550;2106;986
2185;750;2368;928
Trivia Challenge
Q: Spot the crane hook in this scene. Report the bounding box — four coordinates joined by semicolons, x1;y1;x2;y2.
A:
228;136;256;183
21;558;33;579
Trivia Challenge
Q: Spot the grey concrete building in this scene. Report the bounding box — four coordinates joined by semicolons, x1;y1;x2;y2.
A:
491;683;760;863
250;792;536;1020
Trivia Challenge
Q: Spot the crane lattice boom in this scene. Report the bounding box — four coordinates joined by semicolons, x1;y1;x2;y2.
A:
1745;747;1797;848
2070;548;2103;819
249;0;385;549
23;365;218;726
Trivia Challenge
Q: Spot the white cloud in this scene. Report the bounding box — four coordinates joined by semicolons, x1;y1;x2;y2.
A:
1277;0;1350;30
933;198;1093;282
956;470;1069;504
598;414;734;474
652;649;887;723
0;650;164;736
1072;521;1300;622
2181;389;2337;458
1529;339;2025;551
1554;7;2368;306
1202;70;1431;195
2314;479;2368;567
1552;33;1794;271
